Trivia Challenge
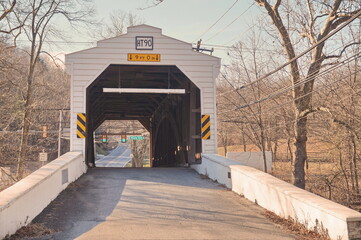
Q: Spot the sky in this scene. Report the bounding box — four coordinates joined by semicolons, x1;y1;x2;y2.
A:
46;0;263;64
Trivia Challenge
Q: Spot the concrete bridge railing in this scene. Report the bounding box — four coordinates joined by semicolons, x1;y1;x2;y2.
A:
192;154;361;240
0;152;85;239
1;152;360;240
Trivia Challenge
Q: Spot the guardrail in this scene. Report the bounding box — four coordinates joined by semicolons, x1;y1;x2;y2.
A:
0;152;86;239
191;154;361;240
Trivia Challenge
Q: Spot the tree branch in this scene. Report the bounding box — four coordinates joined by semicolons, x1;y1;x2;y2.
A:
299;106;331;118
325;42;361;59
274;0;281;11
299;106;361;139
138;0;164;10
330;9;361;31
0;0;16;22
0;167;17;182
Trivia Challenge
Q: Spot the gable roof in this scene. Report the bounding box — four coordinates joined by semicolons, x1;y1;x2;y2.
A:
66;24;220;61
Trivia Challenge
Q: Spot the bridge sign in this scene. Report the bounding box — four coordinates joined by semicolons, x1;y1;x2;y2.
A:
127;53;160;62
136;36;153;50
129;136;145;140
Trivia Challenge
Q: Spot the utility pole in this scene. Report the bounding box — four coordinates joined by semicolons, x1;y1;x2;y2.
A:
193;39;214;55
57;110;63;158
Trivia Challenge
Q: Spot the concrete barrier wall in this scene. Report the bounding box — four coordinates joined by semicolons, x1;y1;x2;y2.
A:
0;152;86;239
226;151;272;172
191;154;243;188
192;154;361;240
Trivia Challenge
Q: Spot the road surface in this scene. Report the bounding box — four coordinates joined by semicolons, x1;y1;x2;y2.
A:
31;168;297;240
95;145;131;167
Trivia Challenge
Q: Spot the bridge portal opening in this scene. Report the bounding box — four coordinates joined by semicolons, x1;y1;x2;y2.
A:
86;65;202;167
94;120;150;168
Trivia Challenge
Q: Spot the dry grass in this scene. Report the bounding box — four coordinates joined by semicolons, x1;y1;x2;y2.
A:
4;223;56;240
263;210;330;240
220;140;361;211
272;161;335;181
217;137;334;156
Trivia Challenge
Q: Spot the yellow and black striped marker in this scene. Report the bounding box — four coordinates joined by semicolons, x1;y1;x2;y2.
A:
77;113;86;138
201;114;210;140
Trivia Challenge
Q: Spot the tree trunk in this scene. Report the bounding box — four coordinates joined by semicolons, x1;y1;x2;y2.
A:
351;134;359;194
16;108;31;179
349;134;355;191
272;140;278;162
339;148;351;206
223;144;227;157
287;138;293;162
254;0;341;189
16;69;34;179
259;124;268;172
242;131;247;152
292;116;308;188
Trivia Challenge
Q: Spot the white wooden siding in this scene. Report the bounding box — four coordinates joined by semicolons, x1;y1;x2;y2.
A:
66;24;220;154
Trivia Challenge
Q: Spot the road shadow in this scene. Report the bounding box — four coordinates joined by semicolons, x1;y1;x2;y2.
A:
29;168;295;240
30;168;221;239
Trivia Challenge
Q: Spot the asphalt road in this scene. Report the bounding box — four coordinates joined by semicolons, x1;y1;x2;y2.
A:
31;168;297;240
95;144;131;167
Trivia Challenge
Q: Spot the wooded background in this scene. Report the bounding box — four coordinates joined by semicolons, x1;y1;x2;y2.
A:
0;0;360;211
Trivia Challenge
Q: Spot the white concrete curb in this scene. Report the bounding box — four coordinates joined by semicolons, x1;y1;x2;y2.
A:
191;154;361;240
0;152;86;239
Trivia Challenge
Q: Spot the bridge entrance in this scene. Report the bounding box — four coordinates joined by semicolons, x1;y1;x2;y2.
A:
65;24;220;168
86;65;201;167
94;120;150;168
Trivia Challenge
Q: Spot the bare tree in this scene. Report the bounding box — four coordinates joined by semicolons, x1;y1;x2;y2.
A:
220;37;281;172
217;120;233;156
255;0;360;188
131;138;148;167
0;0;16;26
0;0;29;48
91;10;143;40
15;0;94;179
139;0;164;9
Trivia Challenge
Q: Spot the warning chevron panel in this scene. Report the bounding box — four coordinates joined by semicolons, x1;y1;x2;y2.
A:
201;114;210;140
77;113;86;138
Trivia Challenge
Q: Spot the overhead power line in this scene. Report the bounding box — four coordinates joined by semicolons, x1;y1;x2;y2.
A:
262;69;361;117
220;67;361;135
236;85;361;134
226;9;361;92
219;52;360;114
218;38;359;100
204;2;256;43
223;21;259;46
194;0;239;42
230;52;361;111
15;39;95;45
218;11;361;98
199;43;277;52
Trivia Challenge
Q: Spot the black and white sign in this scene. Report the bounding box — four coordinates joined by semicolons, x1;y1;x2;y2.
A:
136;36;153;50
39;152;48;162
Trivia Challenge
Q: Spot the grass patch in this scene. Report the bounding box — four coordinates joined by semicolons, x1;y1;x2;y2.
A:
5;223;57;240
124;159;150;168
95;143;110;156
143;159;150;168
263;210;330;240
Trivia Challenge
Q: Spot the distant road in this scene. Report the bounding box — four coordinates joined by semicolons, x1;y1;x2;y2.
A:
95;144;131;167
